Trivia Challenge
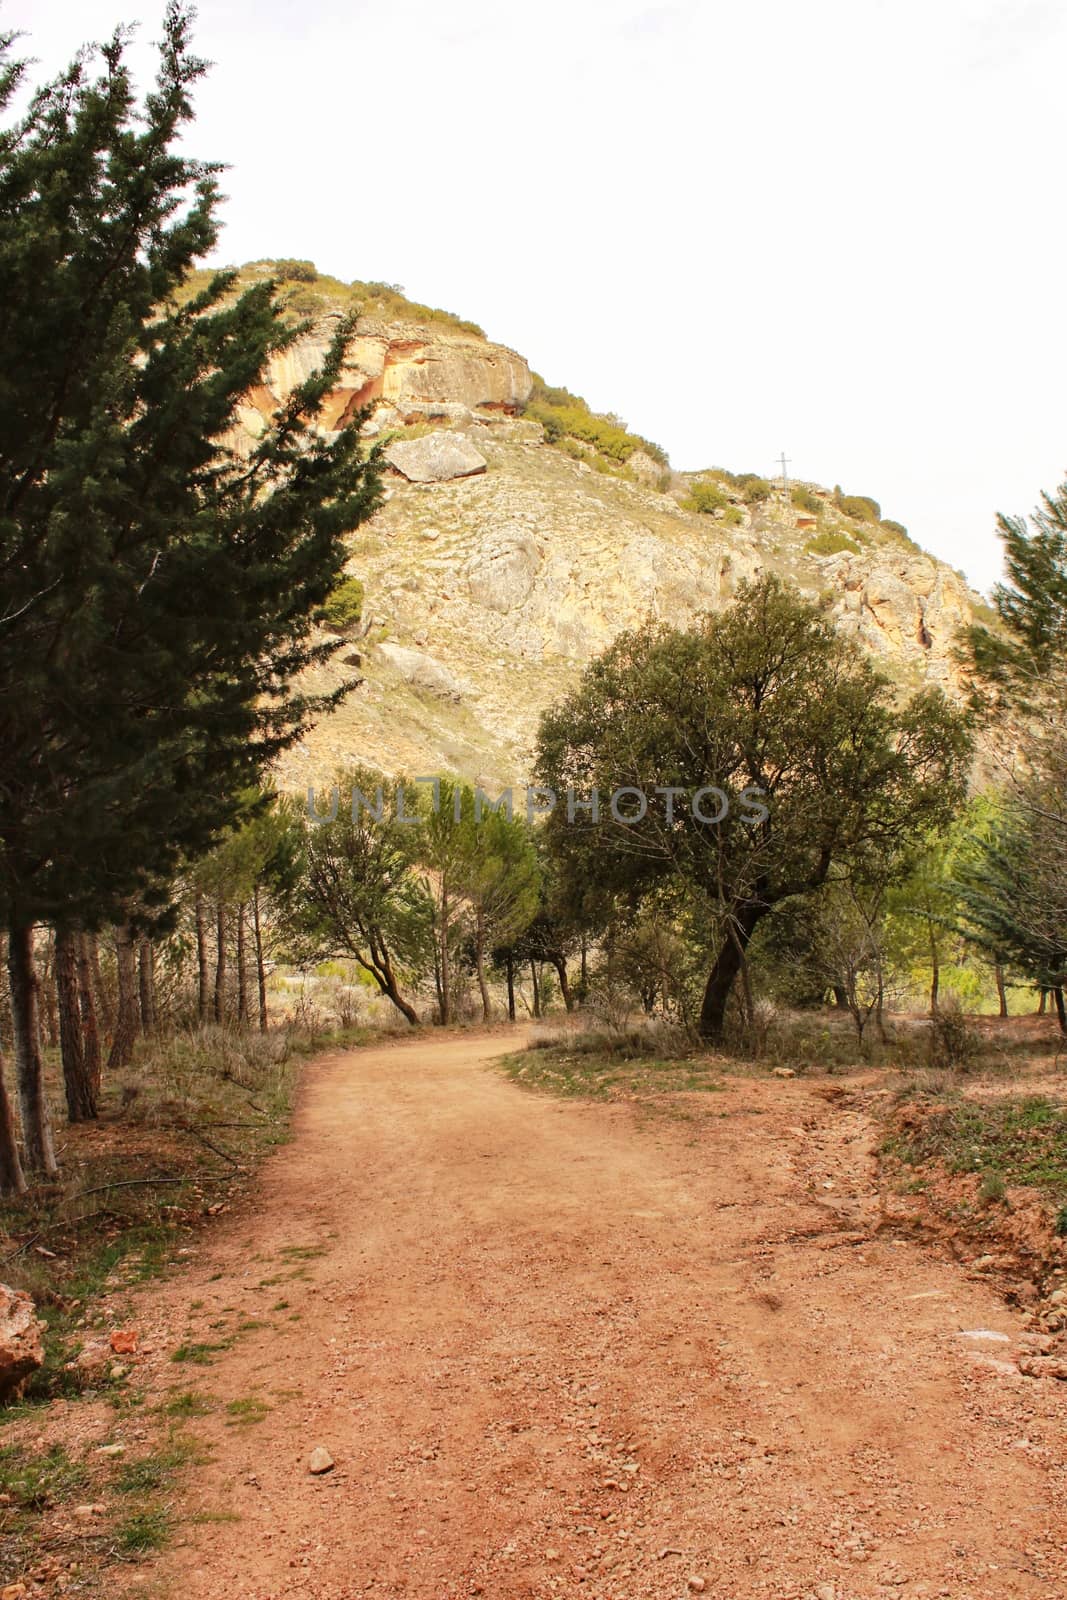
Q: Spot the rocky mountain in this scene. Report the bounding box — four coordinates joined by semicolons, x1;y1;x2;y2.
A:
221;264;985;794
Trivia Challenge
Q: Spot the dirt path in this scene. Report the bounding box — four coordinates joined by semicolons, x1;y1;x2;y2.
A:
120;1034;1066;1599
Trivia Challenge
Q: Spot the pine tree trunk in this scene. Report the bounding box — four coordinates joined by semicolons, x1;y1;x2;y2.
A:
75;933;101;1102
438;885;451;1025
530;960;541;1019
138;938;156;1035
831;984;849;1010
475;913;491;1022
432;945;444;1025
56;928;97;1122
1054;987;1067;1036
8;923;57;1176
88;933;113;1032
1038;988;1047;1015
506;950;516;1022
108;924;139;1071
995;964;1008;1019
236;904;249;1028
580;937;588;990
40;933;59;1047
214;900;228;1025
929;932;940;1015
252;886;268;1033
0;1043;26;1195
195;892;211;1024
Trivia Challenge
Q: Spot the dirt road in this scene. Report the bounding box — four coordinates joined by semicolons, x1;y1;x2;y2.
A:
124;1034;1066;1599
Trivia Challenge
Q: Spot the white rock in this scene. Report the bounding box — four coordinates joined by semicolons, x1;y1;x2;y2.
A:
384;431;487;483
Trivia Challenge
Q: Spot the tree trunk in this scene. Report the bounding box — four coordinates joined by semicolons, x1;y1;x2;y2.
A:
831;983;849;1010
929;939;940;1015
252;885;268;1033
735;930;754;1030
432;945;444;1026
698;905;766;1042
530;960;541;1019
1038;987;1047;1016
40;933;59;1048
236;904;249;1027
505;950;516;1022
1054;986;1067;1036
0;1042;26;1194
56;928;96;1122
381;977;419;1025
472;912;491;1022
994;963;1008;1019
138;937;156;1035
87;932;113;1032
108;924;139;1071
580;936;588;990
875;959;887;1044
195;892;211;1024
75;933;101;1102
214;900;228;1025
438;885;451;1026
551;954;573;1012
8;924;57;1176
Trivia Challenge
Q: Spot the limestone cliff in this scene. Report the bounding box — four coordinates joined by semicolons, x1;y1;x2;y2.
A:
235;312;531;441
271;423;981;794
213;270;982;792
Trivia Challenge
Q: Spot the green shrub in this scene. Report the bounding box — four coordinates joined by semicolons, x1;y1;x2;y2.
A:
317;576;364;633
350;279;484;337
792;485;821;515
722;505;745;527
834;489;881;523
272;258;318;284
525;377;668;468
735;473;772;503
683;481;730;515
805;530;860;557
927;1003;979;1069
978;1170;1006;1203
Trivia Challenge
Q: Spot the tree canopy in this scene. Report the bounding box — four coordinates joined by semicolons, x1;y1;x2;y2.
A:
536;575;973;1040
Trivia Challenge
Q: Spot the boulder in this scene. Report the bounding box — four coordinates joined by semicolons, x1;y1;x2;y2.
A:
377;643;473;702
0;1284;45;1401
383;432;487;484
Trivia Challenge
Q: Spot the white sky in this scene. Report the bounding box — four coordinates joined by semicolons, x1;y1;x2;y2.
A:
8;0;1067;594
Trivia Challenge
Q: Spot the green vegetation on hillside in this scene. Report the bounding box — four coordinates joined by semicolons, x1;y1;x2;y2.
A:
316;575;365;634
805;529;861;557
174;259;486;337
524;377;669;473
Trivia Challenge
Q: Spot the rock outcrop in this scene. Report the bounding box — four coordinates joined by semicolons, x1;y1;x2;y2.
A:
240;314;531;438
0;1283;45;1400
384;431;487;483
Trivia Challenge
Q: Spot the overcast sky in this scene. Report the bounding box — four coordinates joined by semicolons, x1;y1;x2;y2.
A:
8;0;1066;593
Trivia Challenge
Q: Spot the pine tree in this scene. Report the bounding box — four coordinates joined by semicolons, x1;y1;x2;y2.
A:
964;481;1067;709
0;8;381;1180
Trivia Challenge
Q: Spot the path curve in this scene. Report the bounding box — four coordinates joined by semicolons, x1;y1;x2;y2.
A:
124;1032;1066;1599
